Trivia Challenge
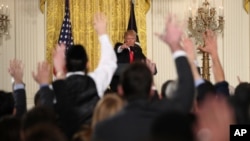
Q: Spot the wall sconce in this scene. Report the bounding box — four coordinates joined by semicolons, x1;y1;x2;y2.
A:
0;4;9;37
187;0;224;80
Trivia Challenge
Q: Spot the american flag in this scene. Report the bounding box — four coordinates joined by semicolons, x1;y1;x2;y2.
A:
127;0;139;43
58;0;74;49
54;0;73;76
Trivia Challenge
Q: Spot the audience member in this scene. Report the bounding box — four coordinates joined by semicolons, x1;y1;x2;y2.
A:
24;124;67;141
73;93;124;141
21;106;58;132
184;30;235;141
195;95;235;141
160;80;177;99
8;59;27;117
198;30;229;98
32;13;117;139
230;82;250;124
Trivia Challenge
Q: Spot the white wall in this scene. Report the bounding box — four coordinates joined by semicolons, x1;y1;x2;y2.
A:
147;0;250;91
0;0;249;107
0;0;45;108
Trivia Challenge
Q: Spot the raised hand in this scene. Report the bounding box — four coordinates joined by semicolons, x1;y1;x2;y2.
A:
156;14;184;52
8;59;24;84
145;59;156;75
121;43;129;49
182;37;196;61
32;61;51;85
198;30;218;56
53;43;66;75
93;13;107;36
195;95;235;141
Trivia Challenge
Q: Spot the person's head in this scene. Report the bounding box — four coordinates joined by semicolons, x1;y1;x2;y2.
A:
118;62;153;101
66;44;88;72
22;106;58;132
161;80;177;99
0;116;21;141
91;93;124;129
24;124;67;141
233;82;250;104
124;30;136;47
196;80;216;105
230;82;250;124
0;91;15;118
73;94;124;141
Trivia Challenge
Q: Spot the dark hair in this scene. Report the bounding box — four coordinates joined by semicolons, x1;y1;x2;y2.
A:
230;82;250;124
66;44;88;72
196;80;216;104
0;116;21;141
0;91;14;118
119;62;153;100
24;124;67;141
22;106;58;131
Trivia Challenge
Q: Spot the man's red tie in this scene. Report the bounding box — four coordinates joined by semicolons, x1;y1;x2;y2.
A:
129;50;134;63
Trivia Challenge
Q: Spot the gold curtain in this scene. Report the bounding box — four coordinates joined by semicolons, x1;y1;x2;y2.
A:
41;0;150;71
245;0;250;13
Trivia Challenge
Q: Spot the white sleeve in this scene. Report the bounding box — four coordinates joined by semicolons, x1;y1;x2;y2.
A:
117;46;123;53
88;34;117;98
172;50;186;59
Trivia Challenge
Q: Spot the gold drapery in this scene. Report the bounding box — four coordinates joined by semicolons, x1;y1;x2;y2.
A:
245;0;250;13
41;0;150;71
39;0;46;14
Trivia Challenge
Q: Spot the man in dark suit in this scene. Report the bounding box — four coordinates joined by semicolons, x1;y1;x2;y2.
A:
8;59;27;118
92;15;195;141
32;13;117;139
114;30;144;63
110;30;157;92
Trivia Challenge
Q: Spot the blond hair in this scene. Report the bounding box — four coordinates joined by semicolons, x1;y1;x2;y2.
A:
124;30;137;38
91;93;124;129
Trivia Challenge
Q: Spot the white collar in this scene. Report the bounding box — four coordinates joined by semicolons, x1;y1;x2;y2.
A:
66;71;85;77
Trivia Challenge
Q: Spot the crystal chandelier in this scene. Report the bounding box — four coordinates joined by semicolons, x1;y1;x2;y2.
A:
187;0;224;80
0;4;10;37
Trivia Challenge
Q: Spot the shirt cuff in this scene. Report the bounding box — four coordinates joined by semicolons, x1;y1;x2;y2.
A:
14;83;25;90
117;46;123;53
172;50;186;59
195;78;205;87
40;84;49;89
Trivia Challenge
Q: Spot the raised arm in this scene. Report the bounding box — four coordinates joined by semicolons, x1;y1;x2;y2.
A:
182;38;202;83
88;13;117;97
32;61;55;107
199;30;224;83
198;30;229;96
156;14;194;112
8;59;27;117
